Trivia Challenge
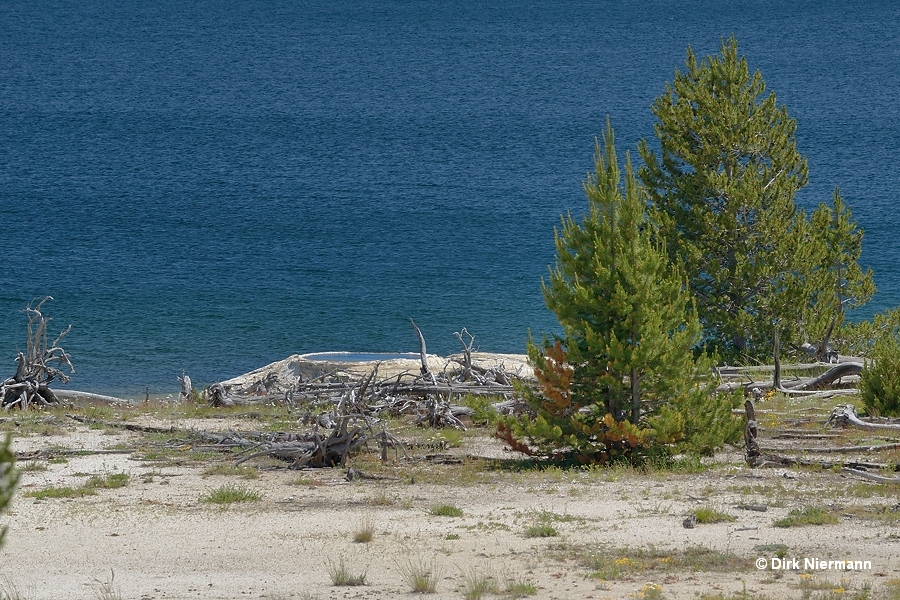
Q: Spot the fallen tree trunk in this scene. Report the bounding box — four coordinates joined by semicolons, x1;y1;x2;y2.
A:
749;453;898;472
770;442;900;454
54;390;131;405
785;362;863;391
826;404;900;431
231;415;396;469
842;468;900;484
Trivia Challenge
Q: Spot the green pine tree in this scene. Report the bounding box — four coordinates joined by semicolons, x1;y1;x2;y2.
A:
500;121;740;463
807;189;876;347
638;36;829;361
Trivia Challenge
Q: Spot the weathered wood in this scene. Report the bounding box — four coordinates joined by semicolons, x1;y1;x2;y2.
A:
15;448;135;461
1;298;75;409
750;453;897;471
54;390;131;405
744;399;761;466
826;404;900;431
410;318;431;379
784;362;863;391
773;328;782;390
768;442;900;454
817;317;838;363
454;328;475;379
841;468;900;484
388;383;514;396
179;371;192;399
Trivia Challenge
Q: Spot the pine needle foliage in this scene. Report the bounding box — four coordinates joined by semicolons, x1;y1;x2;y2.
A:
838;307;900;359
0;433;19;549
859;322;900;416
639;36;872;361
500;121;740;464
809;190;875;321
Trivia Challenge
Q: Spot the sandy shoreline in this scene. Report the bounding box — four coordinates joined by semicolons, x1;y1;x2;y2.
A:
50;352;534;402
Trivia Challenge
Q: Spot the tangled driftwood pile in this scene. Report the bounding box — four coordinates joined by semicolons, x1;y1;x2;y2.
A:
175;326;530;468
207;323;527;416
60;350;525;470
0;297;74;410
744;384;900;483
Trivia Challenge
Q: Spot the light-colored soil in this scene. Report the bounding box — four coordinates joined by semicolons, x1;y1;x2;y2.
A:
3;417;900;600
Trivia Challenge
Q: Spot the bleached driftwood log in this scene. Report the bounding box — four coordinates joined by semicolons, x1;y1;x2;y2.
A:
179;371;192;399
410;317;436;384
53;390;130;406
786;362;863;391
1;297;74;410
718;359;862;395
826;404;900;431
841;468;900;484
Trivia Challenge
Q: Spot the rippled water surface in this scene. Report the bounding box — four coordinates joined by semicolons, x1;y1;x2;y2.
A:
2;0;898;394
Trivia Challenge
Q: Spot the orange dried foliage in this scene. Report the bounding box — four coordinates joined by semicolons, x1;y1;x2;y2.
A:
533;340;574;414
495;421;536;456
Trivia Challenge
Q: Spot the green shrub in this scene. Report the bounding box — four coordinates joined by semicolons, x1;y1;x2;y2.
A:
461;395;500;426
860;325;900;416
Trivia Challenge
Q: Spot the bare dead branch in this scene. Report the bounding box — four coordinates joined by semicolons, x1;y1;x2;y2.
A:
2;298;74;409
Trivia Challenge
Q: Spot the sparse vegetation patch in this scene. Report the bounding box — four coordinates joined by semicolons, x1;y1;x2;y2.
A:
430;504;463;517
693;505;737;524
573;545;751;581
199;483;262;505
773;506;840;528
326;557;367;587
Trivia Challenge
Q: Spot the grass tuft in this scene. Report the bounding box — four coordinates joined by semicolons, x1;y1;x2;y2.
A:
461;567;496;600
326;557;367;586
26;485;95;500
573;544;750;581
20;461;48;472
353;517;374;543
202;464;259;479
368;491;397;506
430;504;463;517
91;570;122;600
523;510;566;538
504;578;538;598
397;556;443;593
199;483;262;504
523;522;558;538
25;471;131;500
694;505;737;524
86;472;130;489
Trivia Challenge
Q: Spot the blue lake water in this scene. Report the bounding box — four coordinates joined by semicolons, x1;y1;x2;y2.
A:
1;0;898;395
